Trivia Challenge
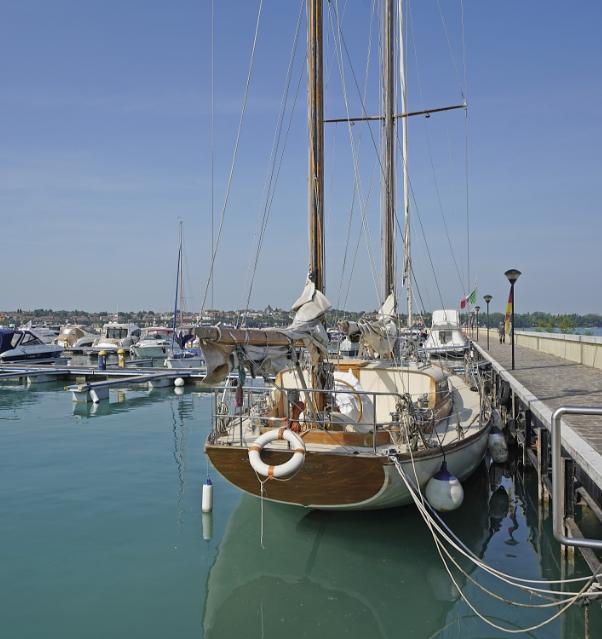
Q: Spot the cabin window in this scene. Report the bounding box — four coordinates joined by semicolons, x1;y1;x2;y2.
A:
20;333;42;346
106;328;128;339
10;333;22;348
439;331;448;343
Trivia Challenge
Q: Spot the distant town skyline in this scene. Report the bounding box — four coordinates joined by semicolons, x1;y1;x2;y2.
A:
1;1;600;314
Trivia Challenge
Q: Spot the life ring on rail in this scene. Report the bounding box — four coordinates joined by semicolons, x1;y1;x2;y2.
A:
248;427;306;480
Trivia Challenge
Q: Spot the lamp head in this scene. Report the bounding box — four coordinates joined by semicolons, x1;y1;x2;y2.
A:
504;269;521;284
483;294;493;304
475;305;480;313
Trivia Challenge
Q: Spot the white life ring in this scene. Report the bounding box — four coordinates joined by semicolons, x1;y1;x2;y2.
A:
248;427;306;480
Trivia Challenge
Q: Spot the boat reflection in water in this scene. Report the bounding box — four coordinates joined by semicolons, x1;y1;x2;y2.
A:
203;467;494;639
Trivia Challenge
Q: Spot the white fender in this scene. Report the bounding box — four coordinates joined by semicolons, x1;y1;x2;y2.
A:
248;428;306;479
488;425;508;464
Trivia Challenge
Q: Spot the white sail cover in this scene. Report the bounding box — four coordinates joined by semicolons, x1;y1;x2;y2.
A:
338;293;398;359
199;279;331;385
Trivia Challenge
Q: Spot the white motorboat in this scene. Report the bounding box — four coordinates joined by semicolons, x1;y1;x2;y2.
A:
55;325;97;350
0;328;64;363
91;322;141;353
423;310;469;358
18;321;60;344
130;327;175;359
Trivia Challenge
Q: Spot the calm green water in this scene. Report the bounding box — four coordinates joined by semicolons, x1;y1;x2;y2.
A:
1;381;600;638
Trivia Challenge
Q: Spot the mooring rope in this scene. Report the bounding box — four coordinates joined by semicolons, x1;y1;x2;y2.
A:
389;455;601;633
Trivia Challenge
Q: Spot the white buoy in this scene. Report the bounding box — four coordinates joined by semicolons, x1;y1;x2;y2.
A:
202;512;213;542
425;462;464;512
202;477;213;513
488;425;508;464
174;377;185;387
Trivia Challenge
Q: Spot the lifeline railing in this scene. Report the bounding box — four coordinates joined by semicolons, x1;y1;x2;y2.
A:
551;405;602;550
210;382;446;454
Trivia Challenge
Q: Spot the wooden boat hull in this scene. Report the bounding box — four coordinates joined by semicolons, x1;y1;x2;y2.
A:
205;422;490;510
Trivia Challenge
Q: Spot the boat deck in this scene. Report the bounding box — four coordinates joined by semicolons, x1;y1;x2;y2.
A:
213;372;484;456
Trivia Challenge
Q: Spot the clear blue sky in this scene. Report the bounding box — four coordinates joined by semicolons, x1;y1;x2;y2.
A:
1;1;600;315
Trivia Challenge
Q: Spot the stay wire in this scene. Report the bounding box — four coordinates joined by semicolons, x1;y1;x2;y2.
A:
406;2;466;296
238;0;305;325
328;0;382;306
335;0;377;310
200;0;264;316
209;0;215;308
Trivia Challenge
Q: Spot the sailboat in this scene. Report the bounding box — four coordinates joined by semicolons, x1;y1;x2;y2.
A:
164;222;204;368
197;0;491;510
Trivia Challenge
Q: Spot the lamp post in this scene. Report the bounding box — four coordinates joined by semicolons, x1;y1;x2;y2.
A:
475;306;480;341
504;269;522;370
483;295;492;350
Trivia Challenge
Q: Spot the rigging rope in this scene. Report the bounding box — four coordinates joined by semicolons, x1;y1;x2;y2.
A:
329;0;382;307
210;0;215;308
405;3;466;296
335;0;378;311
200;0;264;317
390;447;602;634
460;0;471;295
238;0;305;326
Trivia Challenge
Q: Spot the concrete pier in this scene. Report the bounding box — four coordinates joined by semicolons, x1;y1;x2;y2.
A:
472;334;602;577
474;335;602;486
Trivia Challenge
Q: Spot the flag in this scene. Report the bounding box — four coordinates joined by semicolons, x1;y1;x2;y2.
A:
460;297;467;309
468;289;477;305
504;287;513;335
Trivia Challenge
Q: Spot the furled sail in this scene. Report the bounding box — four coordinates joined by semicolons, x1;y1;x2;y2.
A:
338;293;398;359
196;278;331;384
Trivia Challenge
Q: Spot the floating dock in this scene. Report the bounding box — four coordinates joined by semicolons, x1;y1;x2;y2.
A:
0;362;210;403
473;333;602;579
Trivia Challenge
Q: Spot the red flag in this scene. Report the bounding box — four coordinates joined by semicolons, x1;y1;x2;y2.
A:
460;297;467;309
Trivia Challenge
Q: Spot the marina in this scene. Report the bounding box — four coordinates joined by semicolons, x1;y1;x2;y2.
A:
1;353;601;638
1;0;601;637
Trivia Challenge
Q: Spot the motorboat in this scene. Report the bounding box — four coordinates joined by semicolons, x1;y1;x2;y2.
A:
130;327;175;359
0;328;64;363
91;322;141;353
423;310;469;358
164;350;205;369
55;325;97;350
18;321;60;344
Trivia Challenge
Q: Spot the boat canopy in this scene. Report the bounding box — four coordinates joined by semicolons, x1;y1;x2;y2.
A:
0;328;43;353
0;328;19;353
431;309;461;328
141;327;173;337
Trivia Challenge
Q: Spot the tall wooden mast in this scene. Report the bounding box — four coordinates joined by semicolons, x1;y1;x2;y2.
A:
308;0;324;293
382;0;396;309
